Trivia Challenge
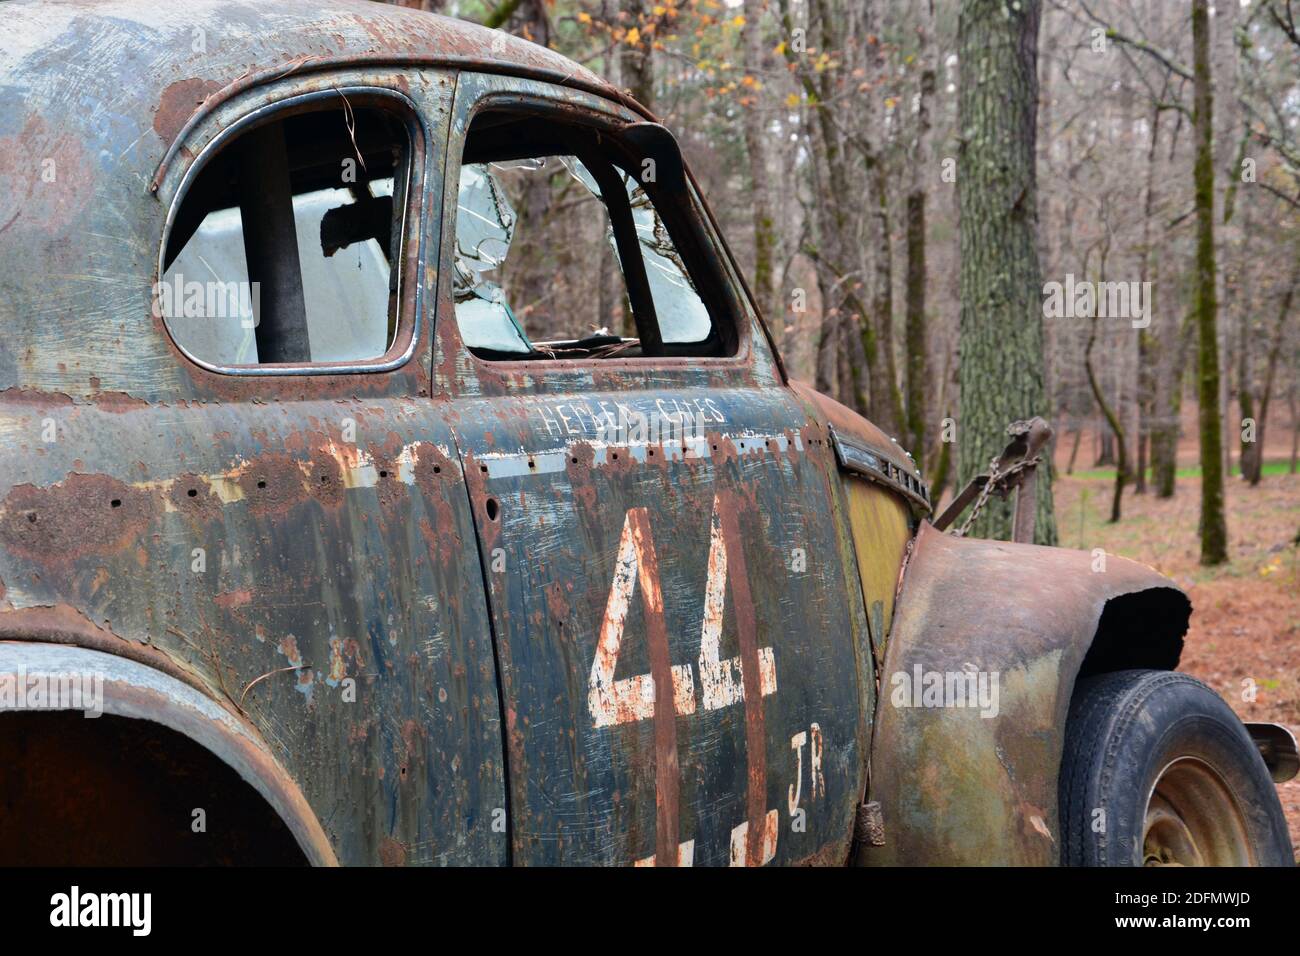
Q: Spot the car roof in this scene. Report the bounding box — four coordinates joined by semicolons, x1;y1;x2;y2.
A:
0;0;627;155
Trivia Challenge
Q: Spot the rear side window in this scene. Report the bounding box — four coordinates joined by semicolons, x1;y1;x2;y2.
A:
160;98;413;368
450;109;738;361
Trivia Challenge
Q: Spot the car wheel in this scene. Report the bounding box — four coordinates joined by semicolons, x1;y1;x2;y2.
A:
1059;668;1293;866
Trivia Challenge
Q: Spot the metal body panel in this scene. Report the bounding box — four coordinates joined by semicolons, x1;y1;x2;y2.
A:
0;395;509;866
434;73;871;866
842;481;912;663
789;382;923;488
863;523;1190;866
449;387;867;865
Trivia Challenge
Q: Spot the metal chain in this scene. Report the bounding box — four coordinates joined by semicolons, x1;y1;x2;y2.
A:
954;455;1042;537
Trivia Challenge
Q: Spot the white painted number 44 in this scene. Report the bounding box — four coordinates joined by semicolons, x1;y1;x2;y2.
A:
588;495;777;728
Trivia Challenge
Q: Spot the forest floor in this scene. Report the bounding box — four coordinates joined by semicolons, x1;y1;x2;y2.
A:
1054;467;1300;861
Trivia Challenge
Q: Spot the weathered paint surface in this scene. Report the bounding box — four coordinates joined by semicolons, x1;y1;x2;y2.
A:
863;523;1190;866
843;480;913;663
0;394;509;865
447;386;867;865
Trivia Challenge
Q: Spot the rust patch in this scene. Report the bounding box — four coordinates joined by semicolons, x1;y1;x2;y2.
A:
304;456;344;509
153;78;223;143
426;494;464;573
0;473;153;566
167;473;224;524
412;441;457;492
0;113;93;237
0;387;74;407
326;637;347;684
378;836;407;866
279;634;302;664
90;390;151;413
214;589;253;609
238;453;308;517
626;508;680;866
601;442;638;478
705;430;740;468
373;457;405;511
399;717;422;762
717;494;767;867
565;443;599;515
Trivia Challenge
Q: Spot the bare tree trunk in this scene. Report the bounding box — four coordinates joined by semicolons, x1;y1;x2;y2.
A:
1290;381;1299;474
1154;315;1195;498
868;162;904;437
1238;312;1257;483
741;0;777;327
1066;426;1082;475
1095;428;1116;467
1244;272;1296;484
782;0;864;408
904;17;936;468
859;2;904;437
1135;432;1148;492
620;0;654;108
1191;0;1229;564
813;263;840;396
1086;310;1128;522
808;0;856;405
1135;101;1163;495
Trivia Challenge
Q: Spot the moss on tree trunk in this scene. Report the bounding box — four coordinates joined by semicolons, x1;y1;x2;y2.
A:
956;0;1056;544
1191;0;1229;564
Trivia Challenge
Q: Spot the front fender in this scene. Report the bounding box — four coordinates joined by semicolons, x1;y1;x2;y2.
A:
862;523;1190;866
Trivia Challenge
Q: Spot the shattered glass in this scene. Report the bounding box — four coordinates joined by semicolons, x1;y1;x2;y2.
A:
619;172;711;344
561;159;712;345
452;154;712;355
452;162;532;354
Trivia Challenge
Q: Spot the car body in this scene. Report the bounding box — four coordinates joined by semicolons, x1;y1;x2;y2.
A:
0;0;1282;866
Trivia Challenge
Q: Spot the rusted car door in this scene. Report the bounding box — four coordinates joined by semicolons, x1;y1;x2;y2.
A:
433;72;871;865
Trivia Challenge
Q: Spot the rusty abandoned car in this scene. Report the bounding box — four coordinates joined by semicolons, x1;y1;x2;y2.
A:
0;0;1294;867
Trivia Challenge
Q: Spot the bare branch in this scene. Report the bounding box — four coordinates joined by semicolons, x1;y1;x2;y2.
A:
1257;179;1300;212
1068;0;1194;79
1266;0;1300;50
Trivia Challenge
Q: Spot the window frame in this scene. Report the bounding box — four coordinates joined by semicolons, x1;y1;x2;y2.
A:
436;79;759;381
156;86;428;377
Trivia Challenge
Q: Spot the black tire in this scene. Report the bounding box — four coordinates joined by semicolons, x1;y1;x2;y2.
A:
1059;669;1293;866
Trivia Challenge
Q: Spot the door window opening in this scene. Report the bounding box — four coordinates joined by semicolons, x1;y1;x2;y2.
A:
161;100;413;368
450;110;737;361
